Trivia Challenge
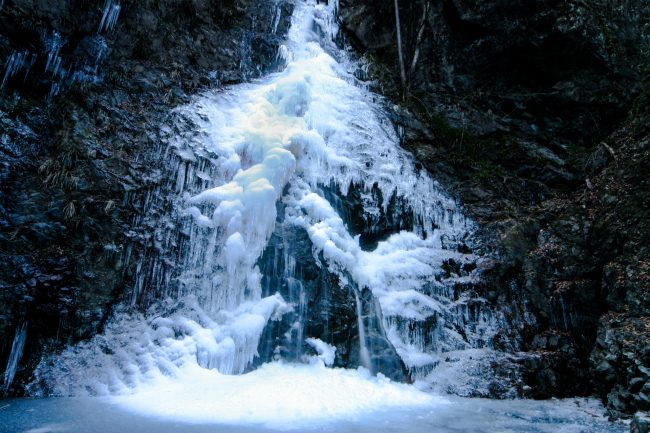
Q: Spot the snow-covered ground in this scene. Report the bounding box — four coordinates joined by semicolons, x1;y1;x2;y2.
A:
0;369;626;433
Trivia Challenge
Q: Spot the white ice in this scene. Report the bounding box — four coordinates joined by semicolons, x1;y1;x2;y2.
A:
98;0;121;33
110;362;440;429
173;0;482;381
306;338;337;367
31;297;291;396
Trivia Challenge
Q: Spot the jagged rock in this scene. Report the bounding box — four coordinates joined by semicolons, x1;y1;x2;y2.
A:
631;378;647;393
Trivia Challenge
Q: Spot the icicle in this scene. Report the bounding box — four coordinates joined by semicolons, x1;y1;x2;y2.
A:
99;0;122;33
44;31;64;76
1;51;29;89
93;37;109;72
271;1;282;34
2;321;28;394
355;292;373;371
22;53;37;82
48;81;61;99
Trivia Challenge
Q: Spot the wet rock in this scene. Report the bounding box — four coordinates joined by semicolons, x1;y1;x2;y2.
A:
631;378;647;393
632;412;650;433
255;198;408;383
636;393;650;412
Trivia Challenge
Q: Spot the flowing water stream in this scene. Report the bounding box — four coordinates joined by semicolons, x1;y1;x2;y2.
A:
1;1;626;431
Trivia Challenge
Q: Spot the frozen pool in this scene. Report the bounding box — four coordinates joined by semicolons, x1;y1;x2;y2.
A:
0;363;627;433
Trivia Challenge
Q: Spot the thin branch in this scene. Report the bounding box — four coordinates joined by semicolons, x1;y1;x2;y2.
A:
600;141;618;162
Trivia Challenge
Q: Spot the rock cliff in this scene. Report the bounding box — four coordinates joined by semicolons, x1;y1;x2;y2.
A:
340;0;649;416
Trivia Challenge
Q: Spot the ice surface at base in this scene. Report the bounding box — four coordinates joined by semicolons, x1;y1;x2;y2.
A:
0;394;627;433
110;362;440;429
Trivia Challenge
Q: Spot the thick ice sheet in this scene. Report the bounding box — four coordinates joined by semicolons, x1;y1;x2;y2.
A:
0;393;627;433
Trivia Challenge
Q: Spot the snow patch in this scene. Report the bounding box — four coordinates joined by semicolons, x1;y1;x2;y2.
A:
305;338;336;366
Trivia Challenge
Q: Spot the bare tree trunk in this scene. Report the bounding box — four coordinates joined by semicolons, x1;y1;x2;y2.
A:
393;0;407;97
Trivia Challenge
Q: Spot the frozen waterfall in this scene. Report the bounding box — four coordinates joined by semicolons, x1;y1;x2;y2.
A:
32;0;508;411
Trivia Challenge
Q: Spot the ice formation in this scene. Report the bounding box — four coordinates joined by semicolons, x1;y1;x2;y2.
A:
306;338;337;367
271;0;284;35
1;321;27;394
165;0;496;383
99;0;121;33
111;362;440;429
34;0;506;408
44;31;64;77
1;51;30;89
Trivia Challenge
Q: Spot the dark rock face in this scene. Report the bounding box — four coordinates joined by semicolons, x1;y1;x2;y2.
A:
0;0;293;396
341;0;645;205
340;0;650;415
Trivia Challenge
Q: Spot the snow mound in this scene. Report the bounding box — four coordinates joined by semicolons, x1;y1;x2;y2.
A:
111;362;444;429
